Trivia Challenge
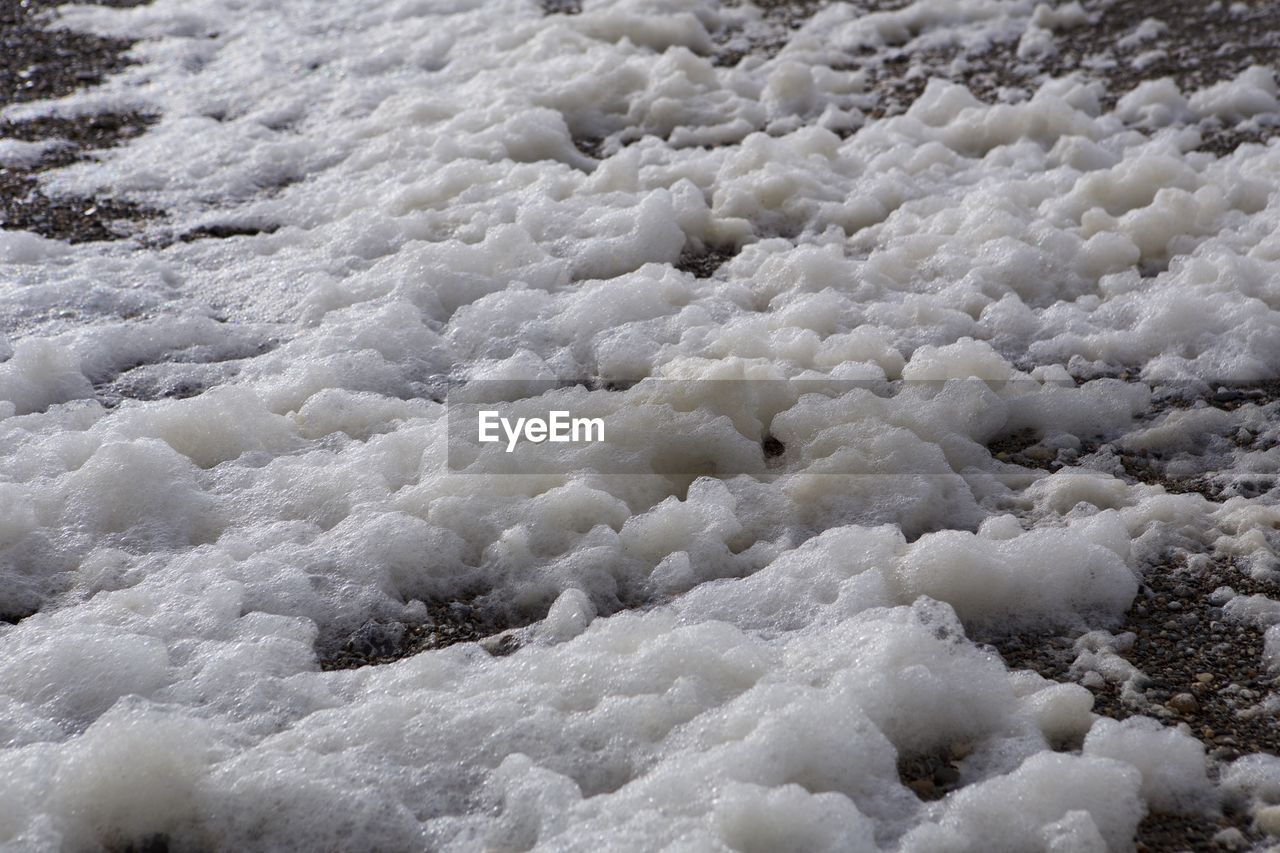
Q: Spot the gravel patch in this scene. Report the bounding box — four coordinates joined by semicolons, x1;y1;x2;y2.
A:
0;0;157;243
0;0;146;106
674;243;739;278
991;551;1279;851
319;602;524;670
854;0;1280;143
984;380;1280;850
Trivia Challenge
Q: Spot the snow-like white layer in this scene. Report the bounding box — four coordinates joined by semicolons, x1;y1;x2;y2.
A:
1;0;1278;849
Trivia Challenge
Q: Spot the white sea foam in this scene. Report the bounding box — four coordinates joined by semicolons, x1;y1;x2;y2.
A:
1;0;1278;848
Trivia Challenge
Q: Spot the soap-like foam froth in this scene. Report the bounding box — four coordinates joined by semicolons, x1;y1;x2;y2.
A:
2;0;1279;848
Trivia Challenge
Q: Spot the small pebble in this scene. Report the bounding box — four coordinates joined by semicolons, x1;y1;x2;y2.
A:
908;778;935;798
1024;445;1054;462
933;766;960;786
1168;693;1198;714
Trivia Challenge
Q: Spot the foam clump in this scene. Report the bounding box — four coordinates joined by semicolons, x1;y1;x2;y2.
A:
0;340;93;416
1189;66;1279;123
1083;716;1215;815
900;753;1145;853
893;523;1137;631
